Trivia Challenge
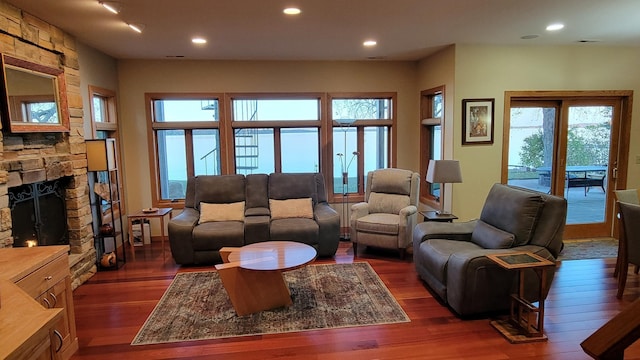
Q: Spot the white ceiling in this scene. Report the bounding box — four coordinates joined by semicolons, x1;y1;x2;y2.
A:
6;0;640;61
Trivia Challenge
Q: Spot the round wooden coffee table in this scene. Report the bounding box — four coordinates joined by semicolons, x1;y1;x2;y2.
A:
215;241;317;316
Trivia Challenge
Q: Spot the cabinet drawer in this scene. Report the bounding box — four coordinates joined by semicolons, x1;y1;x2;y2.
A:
16;255;68;299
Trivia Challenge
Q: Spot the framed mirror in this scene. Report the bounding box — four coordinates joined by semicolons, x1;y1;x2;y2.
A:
0;54;70;133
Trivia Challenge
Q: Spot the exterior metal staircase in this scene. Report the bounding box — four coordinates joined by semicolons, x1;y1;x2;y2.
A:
234;100;260;174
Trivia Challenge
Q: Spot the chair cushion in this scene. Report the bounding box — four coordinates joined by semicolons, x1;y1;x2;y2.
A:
199;201;245;223
355;213;400;235
471;220;515;249
269;218;319;245
192;221;244;251
368;192;410;214
480;184;544;246
269;198;314;219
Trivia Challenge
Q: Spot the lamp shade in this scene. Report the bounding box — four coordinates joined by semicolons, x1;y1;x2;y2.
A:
86;138;117;171
426;160;462;184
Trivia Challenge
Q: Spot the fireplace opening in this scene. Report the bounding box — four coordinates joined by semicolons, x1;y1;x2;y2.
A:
9;178;70;247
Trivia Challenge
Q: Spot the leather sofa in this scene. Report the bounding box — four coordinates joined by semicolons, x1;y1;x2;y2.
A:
413;183;567;317
168;173;340;265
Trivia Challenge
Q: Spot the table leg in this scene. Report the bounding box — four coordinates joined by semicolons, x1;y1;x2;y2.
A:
160;215;166;262
128;217;135;260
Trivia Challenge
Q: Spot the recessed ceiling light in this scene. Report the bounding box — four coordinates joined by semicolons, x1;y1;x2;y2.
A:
283;7;301;15
192;37;207;44
546;23;564;31
99;1;121;14
128;23;144;33
363;40;377;47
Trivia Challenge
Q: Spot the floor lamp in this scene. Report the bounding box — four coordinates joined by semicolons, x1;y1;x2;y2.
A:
426;159;462;215
336;118;357;240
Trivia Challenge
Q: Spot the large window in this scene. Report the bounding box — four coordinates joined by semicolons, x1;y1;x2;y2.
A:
148;95;222;203
420;87;444;206
147;92;395;207
230;96;321;175
329;95;394;199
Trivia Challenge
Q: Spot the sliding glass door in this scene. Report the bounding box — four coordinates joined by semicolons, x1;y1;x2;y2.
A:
505;94;627;238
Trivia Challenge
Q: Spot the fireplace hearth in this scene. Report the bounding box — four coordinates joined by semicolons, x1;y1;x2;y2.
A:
9;178;70;247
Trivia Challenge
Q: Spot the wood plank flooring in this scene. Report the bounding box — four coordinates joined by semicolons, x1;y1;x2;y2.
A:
70;242;640;360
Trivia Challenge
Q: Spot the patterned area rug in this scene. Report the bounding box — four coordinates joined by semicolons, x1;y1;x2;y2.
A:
132;262;409;345
558;238;618;260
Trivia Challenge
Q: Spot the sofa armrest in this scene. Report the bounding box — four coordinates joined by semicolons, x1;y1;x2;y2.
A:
399;205;418;218
398;205;418;249
350;202;370;221
413;219;477;244
314;203;340;257
168;208;200;264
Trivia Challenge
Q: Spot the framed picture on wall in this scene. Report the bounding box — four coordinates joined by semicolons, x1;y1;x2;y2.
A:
462;98;494;145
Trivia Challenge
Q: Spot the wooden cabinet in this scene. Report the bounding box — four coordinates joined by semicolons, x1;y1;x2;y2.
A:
0;246;78;360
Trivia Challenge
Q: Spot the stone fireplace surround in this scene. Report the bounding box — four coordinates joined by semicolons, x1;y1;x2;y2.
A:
0;2;97;289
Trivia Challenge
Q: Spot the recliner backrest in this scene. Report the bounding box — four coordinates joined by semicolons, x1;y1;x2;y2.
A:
193;175;246;210
480;184;566;256
365;168;418;214
268;173;319;205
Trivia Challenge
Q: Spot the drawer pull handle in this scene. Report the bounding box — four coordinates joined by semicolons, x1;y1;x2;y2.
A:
49;292;58;307
45;276;53;281
42;297;51;308
53;330;63;352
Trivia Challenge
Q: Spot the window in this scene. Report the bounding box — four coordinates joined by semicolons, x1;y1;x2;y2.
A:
17;97;57;123
147;92;395;207
503;91;632;239
89;85;124;216
420;87;444;206
230;96;321;175
148;95;222;204
329;95;394;198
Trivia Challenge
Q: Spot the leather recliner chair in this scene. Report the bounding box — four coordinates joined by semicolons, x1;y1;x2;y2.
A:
413;183;567;316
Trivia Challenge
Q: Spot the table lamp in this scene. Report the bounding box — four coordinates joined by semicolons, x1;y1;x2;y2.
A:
426;160;462;214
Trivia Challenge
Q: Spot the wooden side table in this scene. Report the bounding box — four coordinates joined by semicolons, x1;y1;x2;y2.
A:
420;210;458;223
128;208;173;261
486;251;556;343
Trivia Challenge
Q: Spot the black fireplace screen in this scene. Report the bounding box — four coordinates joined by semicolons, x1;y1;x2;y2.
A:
9;179;69;247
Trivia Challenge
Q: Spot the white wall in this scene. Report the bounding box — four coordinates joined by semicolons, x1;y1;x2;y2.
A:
452;45;640;220
76;42;119;139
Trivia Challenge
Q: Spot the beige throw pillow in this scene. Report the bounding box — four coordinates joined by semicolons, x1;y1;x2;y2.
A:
199;201;245;224
270;198;314;220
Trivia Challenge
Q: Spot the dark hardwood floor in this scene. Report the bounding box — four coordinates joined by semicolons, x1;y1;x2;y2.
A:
70;242;640;360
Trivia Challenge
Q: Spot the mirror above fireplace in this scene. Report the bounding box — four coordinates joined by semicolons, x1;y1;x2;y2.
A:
0;54;70;133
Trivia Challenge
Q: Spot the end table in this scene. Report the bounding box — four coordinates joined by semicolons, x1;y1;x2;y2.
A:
128;207;173;261
486;251;556;343
420;210;458;223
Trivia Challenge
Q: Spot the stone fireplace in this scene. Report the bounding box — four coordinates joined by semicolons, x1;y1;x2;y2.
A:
0;3;97;289
9;177;70;247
